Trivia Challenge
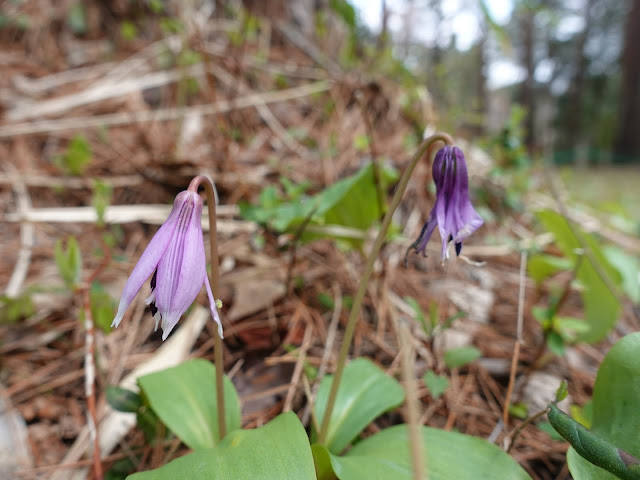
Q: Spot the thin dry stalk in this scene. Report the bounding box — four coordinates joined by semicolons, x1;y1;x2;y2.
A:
81;241;112;480
502;251;527;448
283;324;313;412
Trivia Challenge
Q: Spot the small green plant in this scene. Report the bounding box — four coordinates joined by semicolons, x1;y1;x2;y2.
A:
89;282;115;334
120;20;138;41
239;163;397;250
53;134;92;176
529;210;624;350
422;370;449;400
0;293;35;324
54;236;83;290
92;180;113;227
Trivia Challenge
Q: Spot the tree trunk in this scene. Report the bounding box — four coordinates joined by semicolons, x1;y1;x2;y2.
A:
474;23;488;137
518;7;536;153
566;0;595;162
615;0;640;159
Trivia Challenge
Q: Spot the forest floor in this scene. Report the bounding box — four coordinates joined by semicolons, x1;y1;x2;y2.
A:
1;2;639;480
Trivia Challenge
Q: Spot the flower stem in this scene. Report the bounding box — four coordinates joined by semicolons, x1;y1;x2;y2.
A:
317;132;453;445
188;175;226;440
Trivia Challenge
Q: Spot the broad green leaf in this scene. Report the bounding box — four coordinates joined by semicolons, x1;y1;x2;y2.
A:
315;358;405;454
128;412;316;480
138;359;241;450
566;333;640;479
319;164;396;246
536;210;621;342
444;346;481;369
327;425;532;480
528;254;572;284
240;164;397;249
570;401;593;429
422;370;449;400
603;246;640;303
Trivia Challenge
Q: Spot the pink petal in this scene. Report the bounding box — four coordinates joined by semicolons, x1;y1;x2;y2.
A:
111;193;186;328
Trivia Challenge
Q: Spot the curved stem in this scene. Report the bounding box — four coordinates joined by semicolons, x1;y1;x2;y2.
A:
188;175;226;440
317;132;453;445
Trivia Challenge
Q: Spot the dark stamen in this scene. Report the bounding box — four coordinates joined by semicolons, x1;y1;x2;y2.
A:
150;269;157;291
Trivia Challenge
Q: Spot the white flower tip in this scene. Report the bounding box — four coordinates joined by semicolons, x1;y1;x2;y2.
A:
217;322;224;339
111;312;124;328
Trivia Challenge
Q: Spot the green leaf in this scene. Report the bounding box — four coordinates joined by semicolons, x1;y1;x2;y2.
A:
422;370;449;400
120;20;138;41
90;282;115;334
555;380;568;403
550;405;640;480
314;358;405;454
554;316;591;341
536;210;621;343
106;386;142;413
353;134;370;152
53;134;92;176
0;293;35;324
127;412;316;480
405;297;429;335
92;180;113;227
509;402;528;420
240;164;397;250
330;0;356;29
602;246;640;303
54;236;82;290
528;254;573;284
443;346;481;369
570;402;593;429
326;425;532;480
565;333;640;479
537;421;564;441
312;444;337;480
546;331;566;356
137;359;241;450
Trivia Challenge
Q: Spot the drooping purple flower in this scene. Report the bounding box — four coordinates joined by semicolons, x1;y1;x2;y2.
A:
410;145;484;261
111;190;223;340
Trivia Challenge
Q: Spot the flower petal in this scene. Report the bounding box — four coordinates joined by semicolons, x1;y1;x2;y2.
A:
154;191;207;339
111;194;186;328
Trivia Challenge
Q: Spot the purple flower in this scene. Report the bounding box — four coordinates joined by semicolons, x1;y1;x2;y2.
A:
411;145;484;260
112;190;223;340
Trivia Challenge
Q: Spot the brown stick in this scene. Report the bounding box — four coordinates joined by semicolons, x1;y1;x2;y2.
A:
502;251;527;446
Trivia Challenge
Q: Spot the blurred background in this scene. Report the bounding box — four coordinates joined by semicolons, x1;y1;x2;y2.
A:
1;1;639;479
